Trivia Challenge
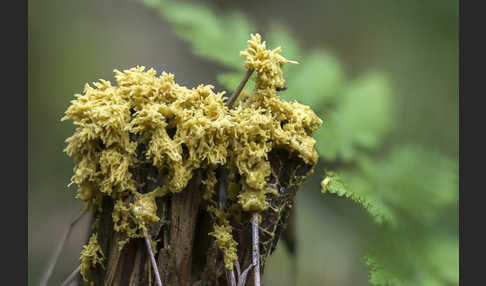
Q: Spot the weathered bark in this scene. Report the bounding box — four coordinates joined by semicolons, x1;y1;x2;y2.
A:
82;147;312;286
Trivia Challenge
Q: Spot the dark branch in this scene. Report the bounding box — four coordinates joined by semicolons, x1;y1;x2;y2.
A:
226;69;254;108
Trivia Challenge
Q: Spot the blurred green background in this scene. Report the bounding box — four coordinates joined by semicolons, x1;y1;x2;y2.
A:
28;0;458;285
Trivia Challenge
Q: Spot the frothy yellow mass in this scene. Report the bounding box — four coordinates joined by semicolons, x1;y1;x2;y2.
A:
63;33;322;272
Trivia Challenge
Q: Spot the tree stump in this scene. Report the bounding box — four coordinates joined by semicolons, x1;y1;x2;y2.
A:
83;148;313;286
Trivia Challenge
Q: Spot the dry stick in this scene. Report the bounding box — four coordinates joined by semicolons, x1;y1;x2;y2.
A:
252;213;261;286
236;261;254;286
39;209;88;286
226;69;254;108
59;264;81;286
144;233;163;286
227;266;237;286
235;260;241;278
228;269;237;286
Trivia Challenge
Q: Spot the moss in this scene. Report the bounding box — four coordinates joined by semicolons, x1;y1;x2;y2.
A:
63;33;322;270
80;233;104;283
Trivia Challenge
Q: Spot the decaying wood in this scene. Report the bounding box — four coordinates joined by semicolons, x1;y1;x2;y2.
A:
81;146;312;286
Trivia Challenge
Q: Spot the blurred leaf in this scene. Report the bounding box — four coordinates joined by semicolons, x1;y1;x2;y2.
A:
281;51;345;109
365;230;458;286
265;25;302;63
315;73;392;161
141;0;254;70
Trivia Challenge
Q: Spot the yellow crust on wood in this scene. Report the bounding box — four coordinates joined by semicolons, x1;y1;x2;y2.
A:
63;33;322;271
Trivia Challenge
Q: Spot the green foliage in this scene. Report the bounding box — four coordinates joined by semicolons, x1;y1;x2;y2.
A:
325;146;458;285
326;146;457;225
138;1;458;285
141;0;253;70
361;229;457;286
314;73;391;161
365;233;458;286
280;51;344;109
323;171;394;225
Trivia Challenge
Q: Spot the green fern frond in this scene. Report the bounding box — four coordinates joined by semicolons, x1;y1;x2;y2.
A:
365;230;458;286
323;171;395;225
324;145;457;225
323;146;458;286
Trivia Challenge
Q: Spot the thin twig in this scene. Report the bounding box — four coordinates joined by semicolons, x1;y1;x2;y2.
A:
252;212;261;286
226;69;254;108
39;209;88;286
144;234;163;286
59;264;81;286
228;269;237;286
237;263;254;286
235;260;241;278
